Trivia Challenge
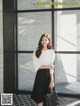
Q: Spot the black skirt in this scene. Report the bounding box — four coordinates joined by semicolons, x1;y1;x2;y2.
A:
31;69;51;104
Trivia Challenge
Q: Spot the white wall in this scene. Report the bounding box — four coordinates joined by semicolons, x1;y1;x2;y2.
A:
0;0;3;93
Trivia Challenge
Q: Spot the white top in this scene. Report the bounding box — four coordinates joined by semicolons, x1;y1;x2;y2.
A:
33;49;55;74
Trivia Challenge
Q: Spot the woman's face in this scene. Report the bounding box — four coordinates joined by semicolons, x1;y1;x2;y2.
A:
41;37;49;47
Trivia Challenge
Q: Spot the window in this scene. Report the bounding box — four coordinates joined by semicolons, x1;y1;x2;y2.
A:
16;0;80;94
54;0;80;8
18;12;51;51
16;0;52;91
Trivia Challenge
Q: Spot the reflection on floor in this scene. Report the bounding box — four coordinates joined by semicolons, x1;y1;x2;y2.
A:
55;82;80;94
0;94;79;106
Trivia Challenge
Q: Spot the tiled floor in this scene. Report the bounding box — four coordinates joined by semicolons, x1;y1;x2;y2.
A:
0;94;80;106
13;94;36;106
13;94;80;106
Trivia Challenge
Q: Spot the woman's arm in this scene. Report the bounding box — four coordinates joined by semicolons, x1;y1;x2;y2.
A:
38;64;54;70
49;74;54;89
49;68;54;89
38;65;50;70
50;73;54;80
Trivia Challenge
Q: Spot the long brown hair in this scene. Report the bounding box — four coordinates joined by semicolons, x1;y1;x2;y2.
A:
35;33;52;58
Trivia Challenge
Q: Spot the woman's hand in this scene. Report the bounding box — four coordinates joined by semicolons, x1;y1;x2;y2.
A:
49;64;54;70
49;80;54;89
38;64;54;70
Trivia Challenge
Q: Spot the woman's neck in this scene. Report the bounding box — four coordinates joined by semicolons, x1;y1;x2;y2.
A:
42;47;48;50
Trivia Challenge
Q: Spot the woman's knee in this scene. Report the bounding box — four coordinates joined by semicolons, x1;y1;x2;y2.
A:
37;102;43;106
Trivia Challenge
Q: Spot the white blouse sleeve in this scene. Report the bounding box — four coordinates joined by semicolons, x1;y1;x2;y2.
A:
50;50;55;74
33;50;41;72
51;50;55;63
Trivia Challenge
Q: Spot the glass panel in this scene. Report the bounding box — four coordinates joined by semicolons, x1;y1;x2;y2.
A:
18;12;52;51
54;0;80;8
18;53;36;91
54;10;80;51
55;53;80;94
17;0;51;10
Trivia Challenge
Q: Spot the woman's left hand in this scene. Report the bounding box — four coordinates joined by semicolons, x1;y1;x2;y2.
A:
49;80;54;89
49;64;54;70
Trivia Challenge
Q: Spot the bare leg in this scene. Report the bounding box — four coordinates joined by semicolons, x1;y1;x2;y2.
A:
37;102;43;106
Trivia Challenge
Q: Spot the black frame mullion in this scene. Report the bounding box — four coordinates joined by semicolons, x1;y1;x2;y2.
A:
54;7;80;11
15;6;80;13
15;9;52;13
3;0;15;93
15;0;18;93
55;51;80;54
15;51;33;53
52;0;55;91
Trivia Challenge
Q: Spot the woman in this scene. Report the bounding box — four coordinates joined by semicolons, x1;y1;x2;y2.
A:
31;33;55;106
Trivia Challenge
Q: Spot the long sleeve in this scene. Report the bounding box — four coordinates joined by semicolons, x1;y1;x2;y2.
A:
33;50;41;72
